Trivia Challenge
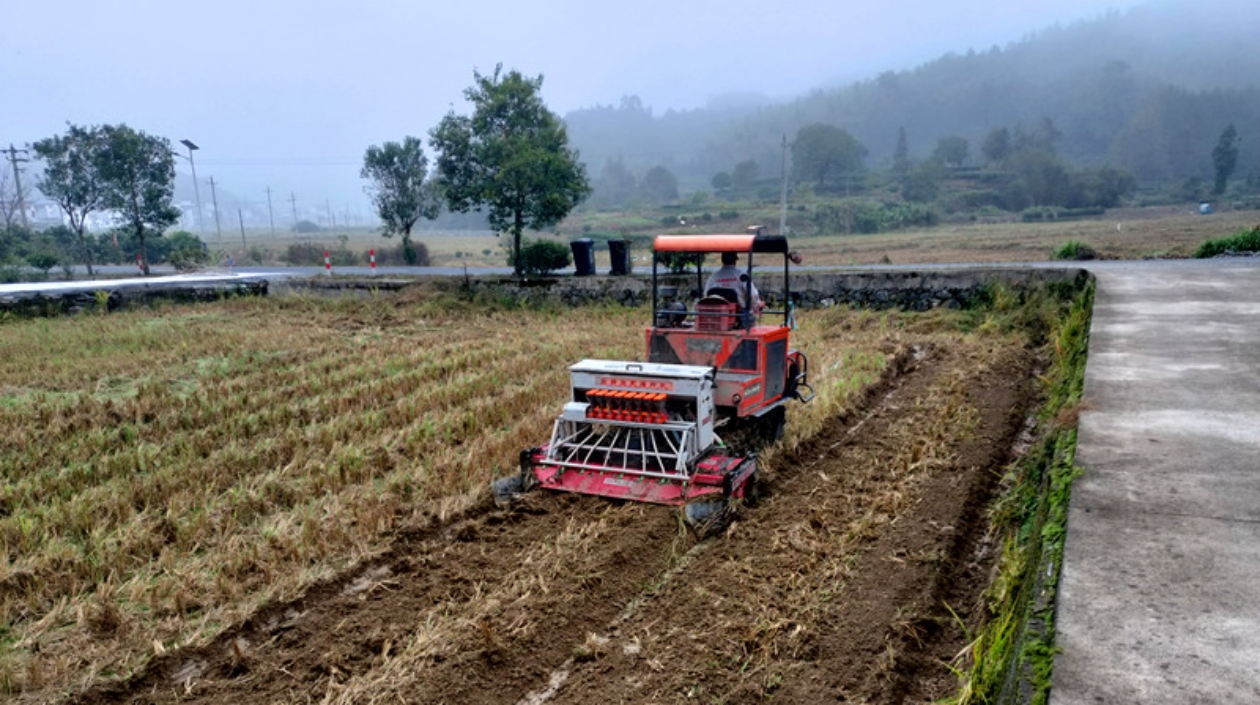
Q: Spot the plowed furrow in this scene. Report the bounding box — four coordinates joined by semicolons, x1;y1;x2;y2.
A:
76;494;687;705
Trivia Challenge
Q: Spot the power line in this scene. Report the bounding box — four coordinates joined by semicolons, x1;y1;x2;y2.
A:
197;158;360;167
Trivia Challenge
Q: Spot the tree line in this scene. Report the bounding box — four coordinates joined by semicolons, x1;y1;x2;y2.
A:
5;64;591;280
0;124;187;277
361;64;589;277
570;95;1251;223
563;2;1260;208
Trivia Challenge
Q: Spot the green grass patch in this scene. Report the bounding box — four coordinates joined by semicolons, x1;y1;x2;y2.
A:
950;281;1094;704
1193;224;1260;258
1052;240;1098;261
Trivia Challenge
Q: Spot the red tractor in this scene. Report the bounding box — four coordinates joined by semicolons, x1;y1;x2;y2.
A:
495;230;813;530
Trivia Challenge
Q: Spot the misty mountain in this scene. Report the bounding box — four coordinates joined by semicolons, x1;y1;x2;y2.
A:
564;0;1260;192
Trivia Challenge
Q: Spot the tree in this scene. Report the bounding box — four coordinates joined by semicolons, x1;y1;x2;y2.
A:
791;124;867;193
731;160;760;190
902;157;948;203
1177;176;1205;203
711;171;732;192
640;165;679;203
1067;165;1136;208
1013;118;1062;154
32;124;108;276
981;127;1012;165
933;136;970;169
1107;87;1204;184
595;156;637;207
26;251;59;277
1008;149;1071;207
95;125;180;275
892;127;910;177
430;65;591;277
1211;123;1240;196
165;230;210;271
361;136;442;265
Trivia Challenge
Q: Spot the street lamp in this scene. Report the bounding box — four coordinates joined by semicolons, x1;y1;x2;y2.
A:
179;139;204;234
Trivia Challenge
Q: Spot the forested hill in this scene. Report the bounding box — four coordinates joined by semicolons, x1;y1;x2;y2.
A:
564;0;1260;192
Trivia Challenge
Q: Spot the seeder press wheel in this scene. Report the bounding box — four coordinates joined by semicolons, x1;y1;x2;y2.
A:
681;468;759;538
683;499;729;536
491;473;531;506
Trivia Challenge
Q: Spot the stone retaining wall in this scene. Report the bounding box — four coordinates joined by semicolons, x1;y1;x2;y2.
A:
1;267;1092;318
459;267;1092;310
0;279;269;317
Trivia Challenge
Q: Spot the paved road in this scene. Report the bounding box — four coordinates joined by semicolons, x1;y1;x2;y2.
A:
0;271;274;297
1052;258;1260;704
47;264;518;278
27;257;1256;286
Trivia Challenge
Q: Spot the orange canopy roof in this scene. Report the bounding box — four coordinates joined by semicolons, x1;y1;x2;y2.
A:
653;234;789;254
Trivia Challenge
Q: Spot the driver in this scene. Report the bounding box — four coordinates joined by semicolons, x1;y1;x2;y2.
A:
704;252;762;310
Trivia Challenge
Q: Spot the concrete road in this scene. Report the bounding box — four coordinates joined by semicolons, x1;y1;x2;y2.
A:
1052;258;1260;704
0;270;273;297
46;264;517;278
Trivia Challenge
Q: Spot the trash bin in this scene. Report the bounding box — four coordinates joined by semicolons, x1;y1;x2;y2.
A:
570;238;595;276
608;239;632;276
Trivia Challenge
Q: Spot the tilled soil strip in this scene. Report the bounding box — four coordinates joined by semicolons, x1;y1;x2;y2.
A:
78;497;690;705
546;342;1033;704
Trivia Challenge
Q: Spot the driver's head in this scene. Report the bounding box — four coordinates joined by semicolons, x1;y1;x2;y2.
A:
720;252;738;266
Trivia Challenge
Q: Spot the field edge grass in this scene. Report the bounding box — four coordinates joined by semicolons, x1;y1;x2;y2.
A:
950;281;1093;704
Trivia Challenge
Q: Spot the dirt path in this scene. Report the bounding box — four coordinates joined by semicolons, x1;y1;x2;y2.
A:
77;338;1035;705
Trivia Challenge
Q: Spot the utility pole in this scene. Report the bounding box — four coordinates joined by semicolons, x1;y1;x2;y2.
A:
289;192;298;229
779;134;788;236
325;198;335;229
179;140;204;234
237;208;247;250
4;144;30;228
207;176;223;243
265;186;276;237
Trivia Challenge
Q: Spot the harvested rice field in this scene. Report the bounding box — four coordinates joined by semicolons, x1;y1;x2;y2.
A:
1;283;1065;704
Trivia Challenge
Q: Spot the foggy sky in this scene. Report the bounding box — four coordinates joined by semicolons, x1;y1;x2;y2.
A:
3;0;1146;220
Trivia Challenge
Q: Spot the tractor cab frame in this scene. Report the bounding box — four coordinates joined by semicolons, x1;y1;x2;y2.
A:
647;229;814;441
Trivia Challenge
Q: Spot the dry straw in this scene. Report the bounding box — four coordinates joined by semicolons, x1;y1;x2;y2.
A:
0;291;926;698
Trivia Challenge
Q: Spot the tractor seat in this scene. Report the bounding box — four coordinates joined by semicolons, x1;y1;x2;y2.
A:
696;295;738;331
705;287;741;306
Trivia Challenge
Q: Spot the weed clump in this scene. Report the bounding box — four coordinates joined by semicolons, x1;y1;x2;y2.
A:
1193;224;1260;258
1052;240;1097;261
